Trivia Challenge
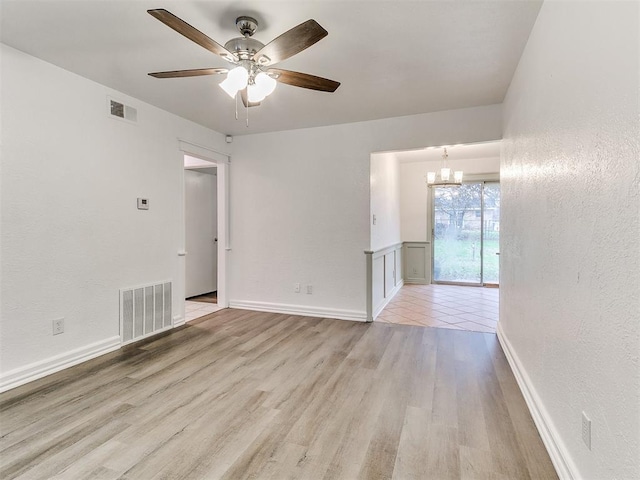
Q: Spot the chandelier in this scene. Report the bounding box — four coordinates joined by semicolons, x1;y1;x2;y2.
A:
426;147;463;187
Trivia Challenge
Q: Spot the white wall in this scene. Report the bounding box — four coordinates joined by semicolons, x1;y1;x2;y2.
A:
228;105;502;318
0;44;227;386
370;152;401;251
500;2;639;479
400;155;500;242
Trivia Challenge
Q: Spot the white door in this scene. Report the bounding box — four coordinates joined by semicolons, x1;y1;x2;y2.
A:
185;169;217;298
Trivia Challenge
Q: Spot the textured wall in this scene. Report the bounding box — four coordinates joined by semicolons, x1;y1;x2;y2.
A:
1;45;226;377
501;2;639;478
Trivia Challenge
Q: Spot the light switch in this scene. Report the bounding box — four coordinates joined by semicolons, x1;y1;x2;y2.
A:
137;198;149;210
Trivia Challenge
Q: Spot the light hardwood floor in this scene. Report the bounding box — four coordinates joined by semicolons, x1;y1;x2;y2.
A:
187;291;218;304
0;309;557;479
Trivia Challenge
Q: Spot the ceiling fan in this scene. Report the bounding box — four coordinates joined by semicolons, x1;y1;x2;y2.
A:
147;9;340;108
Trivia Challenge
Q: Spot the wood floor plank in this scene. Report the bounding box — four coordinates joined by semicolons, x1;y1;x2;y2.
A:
473;334;534;479
407;328;437;410
0;309;557;480
325;328;408;480
431;328;459;427
453;331;492;450
2;404;133;479
483;334;558;479
424;423;461;480
357;327;422;480
459;445;510;480
392;405;431;480
293;365;374;479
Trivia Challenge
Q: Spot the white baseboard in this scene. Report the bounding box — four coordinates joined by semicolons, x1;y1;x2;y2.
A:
373;279;404;320
173;315;185;327
0;336;121;393
228;300;367;322
404;278;429;285
496;323;577;480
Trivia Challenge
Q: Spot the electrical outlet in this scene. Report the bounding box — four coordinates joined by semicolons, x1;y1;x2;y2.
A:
306;285;313;294
582;412;591;450
53;318;64;335
294;283;300;293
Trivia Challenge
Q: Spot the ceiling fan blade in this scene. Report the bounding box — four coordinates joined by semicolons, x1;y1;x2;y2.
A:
269;69;340;92
148;68;228;79
253;19;327;66
148;9;235;61
240;88;261;108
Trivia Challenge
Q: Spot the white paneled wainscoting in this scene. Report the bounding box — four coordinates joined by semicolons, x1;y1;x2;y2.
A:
365;243;402;322
365;242;432;322
402;242;430;285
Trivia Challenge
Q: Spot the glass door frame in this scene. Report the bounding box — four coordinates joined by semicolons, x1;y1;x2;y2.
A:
429;175;499;287
481;181;500;287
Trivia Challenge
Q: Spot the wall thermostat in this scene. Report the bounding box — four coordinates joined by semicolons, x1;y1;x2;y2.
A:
137;198;149;210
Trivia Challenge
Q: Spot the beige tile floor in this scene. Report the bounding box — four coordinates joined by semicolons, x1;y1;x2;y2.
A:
185;300;223;322
376;284;499;333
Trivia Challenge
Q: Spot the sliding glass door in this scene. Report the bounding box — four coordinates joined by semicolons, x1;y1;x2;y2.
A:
432;181;500;285
481;182;500;285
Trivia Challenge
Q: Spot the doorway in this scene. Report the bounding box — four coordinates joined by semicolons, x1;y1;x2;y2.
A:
177;141;229;325
184;157;222;322
432;181;500;286
184;162;217;299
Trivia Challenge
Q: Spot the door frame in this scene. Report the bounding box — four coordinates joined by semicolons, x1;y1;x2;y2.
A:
176;140;230;325
184;167;218;298
429;174;499;287
481;181;500;287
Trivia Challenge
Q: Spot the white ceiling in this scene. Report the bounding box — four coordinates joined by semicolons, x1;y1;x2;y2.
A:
392;140;501;164
184;154;217;169
0;0;542;136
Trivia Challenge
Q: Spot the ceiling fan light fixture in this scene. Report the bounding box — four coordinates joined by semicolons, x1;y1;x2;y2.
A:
247;83;266;103
227;66;249;89
220;67;249;98
219;65;249;98
255;72;277;97
219;78;239;98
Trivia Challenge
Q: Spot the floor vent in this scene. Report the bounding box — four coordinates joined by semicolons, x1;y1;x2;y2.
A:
120;281;172;344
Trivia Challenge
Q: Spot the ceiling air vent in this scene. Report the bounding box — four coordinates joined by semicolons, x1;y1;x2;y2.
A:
107;96;137;123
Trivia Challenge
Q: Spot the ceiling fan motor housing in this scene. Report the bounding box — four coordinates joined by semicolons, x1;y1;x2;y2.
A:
224;37;265;61
236;16;258;36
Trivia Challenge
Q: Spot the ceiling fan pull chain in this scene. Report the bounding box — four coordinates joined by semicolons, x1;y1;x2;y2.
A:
246;96;250;127
235;91;238;120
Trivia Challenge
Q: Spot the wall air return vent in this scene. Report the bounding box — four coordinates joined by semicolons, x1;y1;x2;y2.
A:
120;281;172;345
107;96;137;123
